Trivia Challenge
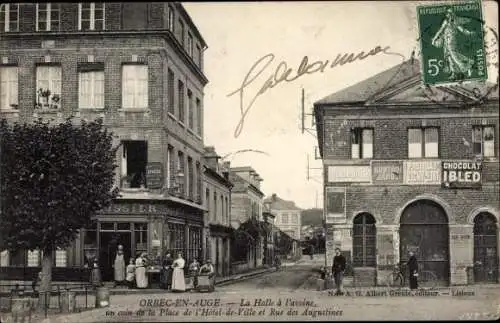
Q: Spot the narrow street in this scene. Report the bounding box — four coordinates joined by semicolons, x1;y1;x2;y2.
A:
7;255;498;322
219;256;323;293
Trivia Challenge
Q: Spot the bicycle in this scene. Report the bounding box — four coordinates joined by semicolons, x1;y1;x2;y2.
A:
385;263;406;288
385;264;438;289
418;270;438;289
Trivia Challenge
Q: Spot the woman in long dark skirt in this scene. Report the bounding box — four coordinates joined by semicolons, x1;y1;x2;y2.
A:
407;251;418;290
161;252;173;290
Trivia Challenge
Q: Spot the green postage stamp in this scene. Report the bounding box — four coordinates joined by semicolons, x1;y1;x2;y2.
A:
417;1;487;85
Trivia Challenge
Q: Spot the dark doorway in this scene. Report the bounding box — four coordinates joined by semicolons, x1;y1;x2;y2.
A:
353;213;377;267
122;140;148;188
99;231;132;281
474;212;498;283
216;238;221;276
400;200;449;286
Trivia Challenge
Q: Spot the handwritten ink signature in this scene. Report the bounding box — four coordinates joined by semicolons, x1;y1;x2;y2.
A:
227;45;393;138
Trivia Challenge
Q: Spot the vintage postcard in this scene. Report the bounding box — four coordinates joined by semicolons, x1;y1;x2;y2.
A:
0;1;498;323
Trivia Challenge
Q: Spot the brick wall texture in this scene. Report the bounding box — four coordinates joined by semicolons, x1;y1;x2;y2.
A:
320;100;499;286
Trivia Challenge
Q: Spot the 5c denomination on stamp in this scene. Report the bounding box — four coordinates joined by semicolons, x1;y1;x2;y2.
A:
417;1;488;85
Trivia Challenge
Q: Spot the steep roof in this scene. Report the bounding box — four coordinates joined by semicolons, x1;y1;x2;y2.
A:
315;58;499;105
315;59;421;105
264;194;302;211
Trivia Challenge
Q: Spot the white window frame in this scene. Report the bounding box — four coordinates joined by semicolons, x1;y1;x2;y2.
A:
36;65;62;109
167;5;174;31
78;2;105;31
187;33;193;57
351;128;373;159
0;3;19;32
36;3;61;32
121;64;148;110
27;250;41;267
55;248;67;267
472;126;495;157
0;66;18;110
79;70;104;109
408;127;439;158
0;250;9;267
195;97;202;136
179;19;185;45
195;44;202;67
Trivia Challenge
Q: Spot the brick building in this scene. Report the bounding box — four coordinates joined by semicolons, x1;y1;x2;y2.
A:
0;2;208;281
229;166;265;273
202;147;233;277
314;59;499;287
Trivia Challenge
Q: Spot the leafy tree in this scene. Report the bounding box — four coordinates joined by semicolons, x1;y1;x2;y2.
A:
0;118;118;304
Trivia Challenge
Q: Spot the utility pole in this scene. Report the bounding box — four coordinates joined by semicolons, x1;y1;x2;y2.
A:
301;88;305;133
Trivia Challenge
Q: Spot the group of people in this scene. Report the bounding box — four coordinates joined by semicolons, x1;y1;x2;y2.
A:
159;252;216;292
321;248;420;295
89;245;215;292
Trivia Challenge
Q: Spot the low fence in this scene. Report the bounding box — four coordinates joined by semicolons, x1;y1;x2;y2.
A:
0;282;96;317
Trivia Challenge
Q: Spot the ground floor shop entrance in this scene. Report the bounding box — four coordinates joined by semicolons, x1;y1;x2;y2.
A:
473;212;499;283
83;221;149;282
399;199;450;287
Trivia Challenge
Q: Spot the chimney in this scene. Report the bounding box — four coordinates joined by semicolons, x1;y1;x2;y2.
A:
203;146;220;170
221;161;231;180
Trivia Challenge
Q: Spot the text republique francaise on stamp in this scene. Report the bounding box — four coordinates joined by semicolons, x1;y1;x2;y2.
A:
417;1;488;85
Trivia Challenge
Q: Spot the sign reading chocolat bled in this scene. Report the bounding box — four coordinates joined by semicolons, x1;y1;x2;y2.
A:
442;161;482;189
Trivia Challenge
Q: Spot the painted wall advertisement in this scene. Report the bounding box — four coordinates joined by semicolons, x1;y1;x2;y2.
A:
403;160;441;185
441;161;482;189
146;162;164;189
371;160;404;185
325;187;346;223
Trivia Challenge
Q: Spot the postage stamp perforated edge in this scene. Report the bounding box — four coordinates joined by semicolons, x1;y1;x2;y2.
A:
416;0;489;87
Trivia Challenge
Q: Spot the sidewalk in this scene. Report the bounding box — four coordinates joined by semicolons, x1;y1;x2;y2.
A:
105;265;280;295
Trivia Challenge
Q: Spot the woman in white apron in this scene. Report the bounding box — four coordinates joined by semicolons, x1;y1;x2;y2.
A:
135;252;148;289
171;252;186;292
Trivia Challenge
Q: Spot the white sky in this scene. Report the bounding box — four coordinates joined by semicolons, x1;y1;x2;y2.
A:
183;1;499;209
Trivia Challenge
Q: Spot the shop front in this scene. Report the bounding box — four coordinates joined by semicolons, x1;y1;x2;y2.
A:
79;199;204;282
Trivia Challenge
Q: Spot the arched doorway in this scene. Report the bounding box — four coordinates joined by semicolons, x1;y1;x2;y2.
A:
400;200;449;286
473;212;498;283
353;213;376;267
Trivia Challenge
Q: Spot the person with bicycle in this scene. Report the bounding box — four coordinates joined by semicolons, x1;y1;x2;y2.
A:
407;251;418;290
331;248;346;296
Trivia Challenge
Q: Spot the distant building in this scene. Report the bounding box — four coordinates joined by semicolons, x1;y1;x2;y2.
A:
229;167;265;272
264;194;302;258
202;147;233;277
262;202;276;265
264;194;302;241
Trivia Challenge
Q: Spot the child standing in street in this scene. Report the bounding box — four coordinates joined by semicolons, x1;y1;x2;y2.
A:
126;258;136;289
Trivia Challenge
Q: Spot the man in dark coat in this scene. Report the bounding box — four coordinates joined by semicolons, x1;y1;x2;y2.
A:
331;248;346;295
160;252;173;290
407;251;418;290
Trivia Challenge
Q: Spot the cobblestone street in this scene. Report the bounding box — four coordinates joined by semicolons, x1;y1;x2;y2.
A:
4;256;498;322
